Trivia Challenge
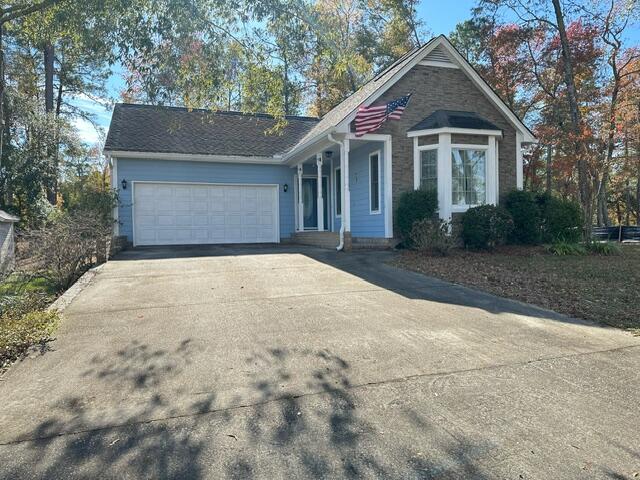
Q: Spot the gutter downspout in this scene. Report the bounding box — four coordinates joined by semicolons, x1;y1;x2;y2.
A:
327;132;344;251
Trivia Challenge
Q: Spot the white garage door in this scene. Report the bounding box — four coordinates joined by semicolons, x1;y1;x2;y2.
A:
133;182;279;246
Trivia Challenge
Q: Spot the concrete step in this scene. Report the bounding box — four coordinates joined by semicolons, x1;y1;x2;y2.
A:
292;231;339;249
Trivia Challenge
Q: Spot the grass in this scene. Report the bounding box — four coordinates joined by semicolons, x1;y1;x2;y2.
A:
0;274;57;296
394;244;640;334
0;273;60;372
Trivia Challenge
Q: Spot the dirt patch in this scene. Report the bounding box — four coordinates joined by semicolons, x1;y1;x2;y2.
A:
393;245;640;333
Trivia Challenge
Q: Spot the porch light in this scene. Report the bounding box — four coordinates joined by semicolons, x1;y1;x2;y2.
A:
121;179;127;190
283;183;288;192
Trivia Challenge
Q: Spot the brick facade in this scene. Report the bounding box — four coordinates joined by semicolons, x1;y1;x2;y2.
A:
351;65;517;218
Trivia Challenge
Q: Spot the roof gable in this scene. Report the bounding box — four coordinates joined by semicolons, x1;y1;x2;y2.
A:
285;35;535;158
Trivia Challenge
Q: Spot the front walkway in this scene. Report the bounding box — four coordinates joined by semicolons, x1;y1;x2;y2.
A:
0;245;638;478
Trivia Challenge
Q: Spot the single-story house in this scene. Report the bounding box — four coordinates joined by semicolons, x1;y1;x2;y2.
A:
104;35;536;250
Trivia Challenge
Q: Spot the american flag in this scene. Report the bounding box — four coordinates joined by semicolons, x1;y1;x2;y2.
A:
355;94;411;137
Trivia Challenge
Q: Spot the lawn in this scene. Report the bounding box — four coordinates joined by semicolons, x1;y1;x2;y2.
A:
0;274;59;372
394;245;640;334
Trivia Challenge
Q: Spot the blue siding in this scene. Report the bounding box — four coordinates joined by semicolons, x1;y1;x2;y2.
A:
116;158;295;242
332;142;386;238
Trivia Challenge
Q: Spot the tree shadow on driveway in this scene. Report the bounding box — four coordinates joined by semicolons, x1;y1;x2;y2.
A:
1;341;492;479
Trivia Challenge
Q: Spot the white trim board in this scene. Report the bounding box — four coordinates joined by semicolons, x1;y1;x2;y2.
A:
105;150;280;164
408;127;502;138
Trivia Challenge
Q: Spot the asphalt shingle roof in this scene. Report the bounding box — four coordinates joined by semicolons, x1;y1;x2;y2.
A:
408;110;501;133
104;104;319;157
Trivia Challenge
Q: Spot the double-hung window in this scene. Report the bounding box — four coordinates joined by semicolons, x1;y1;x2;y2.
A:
419;148;438;192
369;151;381;213
451;148;486;206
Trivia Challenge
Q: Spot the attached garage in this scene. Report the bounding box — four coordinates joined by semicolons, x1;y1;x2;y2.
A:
133;182;279;246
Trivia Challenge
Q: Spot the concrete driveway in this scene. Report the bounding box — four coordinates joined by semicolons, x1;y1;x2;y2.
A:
0;245;639;479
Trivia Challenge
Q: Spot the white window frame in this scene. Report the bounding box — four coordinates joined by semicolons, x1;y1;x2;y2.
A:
414;143;439;191
334;166;342;218
369;150;382;214
450;144;489;212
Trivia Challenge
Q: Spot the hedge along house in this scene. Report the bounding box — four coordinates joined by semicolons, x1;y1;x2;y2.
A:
104;35;535;250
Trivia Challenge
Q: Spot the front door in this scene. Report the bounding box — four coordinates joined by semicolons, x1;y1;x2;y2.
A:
302;177;329;230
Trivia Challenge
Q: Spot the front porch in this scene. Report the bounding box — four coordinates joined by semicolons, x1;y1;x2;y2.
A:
287;133;393;250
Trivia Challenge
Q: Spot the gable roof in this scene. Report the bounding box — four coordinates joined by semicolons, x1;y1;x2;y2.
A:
284;35;535;159
409;110;501;132
104;103;319;157
284;37;440;157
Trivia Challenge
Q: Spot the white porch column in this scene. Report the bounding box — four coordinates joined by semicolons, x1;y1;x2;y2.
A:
516;131;524;190
316;153;324;231
437;132;452;221
343;138;351;232
297;164;304;231
486;136;498;205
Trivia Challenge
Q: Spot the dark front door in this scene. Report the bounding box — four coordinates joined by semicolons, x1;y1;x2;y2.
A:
302;177;329;230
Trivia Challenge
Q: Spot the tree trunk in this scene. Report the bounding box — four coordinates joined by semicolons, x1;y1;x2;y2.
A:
44;41;57;205
596;170;609;226
44;42;55;113
0;23;5;170
546;144;552;193
551;0;591;236
636;164;640;225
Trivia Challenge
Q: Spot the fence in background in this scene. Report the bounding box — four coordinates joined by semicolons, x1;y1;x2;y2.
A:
592;226;640;242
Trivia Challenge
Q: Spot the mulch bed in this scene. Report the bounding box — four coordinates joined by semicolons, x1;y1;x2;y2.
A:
392;245;640;333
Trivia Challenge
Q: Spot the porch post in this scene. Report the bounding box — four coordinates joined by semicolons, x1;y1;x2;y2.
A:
316;153;324;231
297;164;304;231
343;138;351;249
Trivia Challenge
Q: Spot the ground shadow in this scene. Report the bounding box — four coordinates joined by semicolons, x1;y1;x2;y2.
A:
1;342;495;479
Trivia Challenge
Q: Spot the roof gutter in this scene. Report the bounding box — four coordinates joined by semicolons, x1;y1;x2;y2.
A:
327;132;344;251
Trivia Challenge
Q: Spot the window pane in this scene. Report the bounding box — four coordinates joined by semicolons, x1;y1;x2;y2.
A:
420;149;437;192
335;168;341;215
451;149;486;206
370;154;379;211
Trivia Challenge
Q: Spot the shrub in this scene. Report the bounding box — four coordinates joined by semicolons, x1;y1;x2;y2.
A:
410;218;456;256
585;241;622;256
20;210;113;290
0;309;59;370
505;190;541;244
546;240;586;256
396;189;438;245
537;194;583;243
461;205;514;249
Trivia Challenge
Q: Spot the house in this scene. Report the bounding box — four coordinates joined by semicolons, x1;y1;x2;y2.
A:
104;35;536;250
0;210;19;274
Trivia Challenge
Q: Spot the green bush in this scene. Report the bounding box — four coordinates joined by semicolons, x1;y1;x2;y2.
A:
396;189;438;245
410;218;456;256
546;240;586;256
0;309;59;370
585;241;622;256
537;194;583;243
461;205;514;249
505;190;541;244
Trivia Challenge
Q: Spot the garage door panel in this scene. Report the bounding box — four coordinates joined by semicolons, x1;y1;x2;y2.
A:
134;182;278;246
